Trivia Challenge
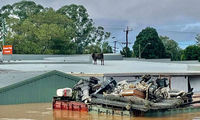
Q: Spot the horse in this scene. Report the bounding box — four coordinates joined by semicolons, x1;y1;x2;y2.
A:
91;53;104;65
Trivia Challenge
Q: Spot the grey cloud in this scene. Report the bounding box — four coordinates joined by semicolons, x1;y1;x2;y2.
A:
1;0;200;31
181;23;200;32
80;0;200;25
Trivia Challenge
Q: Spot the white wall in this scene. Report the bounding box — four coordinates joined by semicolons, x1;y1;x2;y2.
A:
171;76;188;92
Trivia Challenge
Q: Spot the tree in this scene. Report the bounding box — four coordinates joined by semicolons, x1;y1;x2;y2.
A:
133;27;166;59
0;4;13;18
102;41;113;53
196;34;200;46
183;45;200;60
12;1;44;20
160;36;182;60
199;56;200;62
120;47;132;57
6;9;76;54
83;41;113;54
1;1;110;55
57;4;110;54
83;44;101;54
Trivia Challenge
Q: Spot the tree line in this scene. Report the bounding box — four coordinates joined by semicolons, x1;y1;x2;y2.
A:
0;1;112;54
0;1;199;62
121;27;200;62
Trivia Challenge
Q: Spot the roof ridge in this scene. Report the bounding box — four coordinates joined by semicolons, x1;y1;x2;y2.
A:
0;70;81;93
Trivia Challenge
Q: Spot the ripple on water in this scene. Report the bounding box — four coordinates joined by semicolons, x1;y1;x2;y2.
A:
26;111;39;114
0;118;34;120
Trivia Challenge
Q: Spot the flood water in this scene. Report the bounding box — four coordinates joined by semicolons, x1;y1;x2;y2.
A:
0;103;200;120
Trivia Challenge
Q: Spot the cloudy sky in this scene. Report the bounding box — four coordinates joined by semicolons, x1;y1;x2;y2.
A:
1;0;200;50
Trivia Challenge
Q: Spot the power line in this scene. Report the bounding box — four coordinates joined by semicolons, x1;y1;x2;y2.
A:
113;40;117;53
96;24;200;34
95;25;128;29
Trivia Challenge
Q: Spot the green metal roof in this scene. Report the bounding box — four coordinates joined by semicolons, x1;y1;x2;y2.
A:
0;70;81;94
0;71;48;88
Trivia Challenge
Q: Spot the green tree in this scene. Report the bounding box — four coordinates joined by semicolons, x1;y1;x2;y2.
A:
57;4;110;54
199;56;200;62
102;41;113;53
120;47;132;57
83;41;113;54
29;9;76;54
160;36;182;60
1;1;110;55
83;44;101;54
133;27;166;59
196;34;200;46
0;5;13;18
6;9;76;54
12;1;44;20
183;45;200;60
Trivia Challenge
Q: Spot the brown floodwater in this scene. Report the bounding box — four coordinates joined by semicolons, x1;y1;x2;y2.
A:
0;103;200;120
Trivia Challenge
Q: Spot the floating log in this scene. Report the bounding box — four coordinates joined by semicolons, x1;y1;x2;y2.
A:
150;98;184;110
125;96;152;106
103;94;149;105
91;94;184;111
90;98;149;112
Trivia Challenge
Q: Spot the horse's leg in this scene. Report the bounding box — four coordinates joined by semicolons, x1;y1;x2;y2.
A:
101;59;103;65
93;58;95;64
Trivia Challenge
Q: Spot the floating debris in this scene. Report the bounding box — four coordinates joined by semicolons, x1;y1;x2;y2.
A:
53;75;195;116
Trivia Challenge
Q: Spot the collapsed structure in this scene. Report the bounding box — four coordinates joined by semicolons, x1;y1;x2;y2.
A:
53;75;194;116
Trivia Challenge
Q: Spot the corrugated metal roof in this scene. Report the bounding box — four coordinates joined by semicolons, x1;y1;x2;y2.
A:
0;71;49;88
0;70;82;93
0;70;82;104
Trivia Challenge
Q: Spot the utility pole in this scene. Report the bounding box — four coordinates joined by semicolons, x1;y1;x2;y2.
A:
123;26;132;57
113;40;117;53
112;37;117;53
124;26;132;48
139;43;151;59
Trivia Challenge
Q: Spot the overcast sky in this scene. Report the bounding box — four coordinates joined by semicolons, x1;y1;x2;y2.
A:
1;0;200;49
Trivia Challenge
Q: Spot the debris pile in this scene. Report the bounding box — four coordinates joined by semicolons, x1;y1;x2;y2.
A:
57;75;193;112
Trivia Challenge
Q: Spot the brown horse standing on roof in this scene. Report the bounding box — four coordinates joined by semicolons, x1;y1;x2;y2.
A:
92;53;104;65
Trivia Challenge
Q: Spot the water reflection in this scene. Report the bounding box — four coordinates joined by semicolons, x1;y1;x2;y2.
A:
1;103;200;120
53;110;132;120
53;110;89;120
53;109;200;120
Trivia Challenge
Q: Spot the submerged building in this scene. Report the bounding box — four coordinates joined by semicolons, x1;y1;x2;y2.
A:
0;70;81;105
0;54;200;104
104;72;200;93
